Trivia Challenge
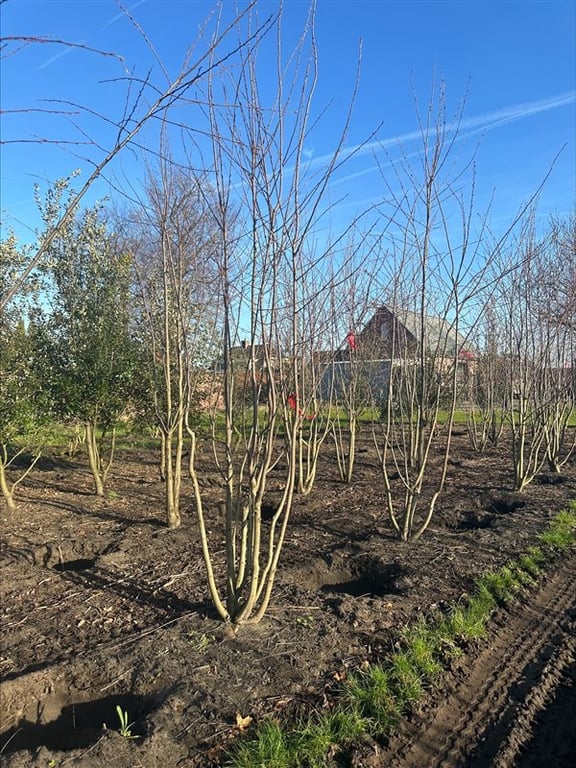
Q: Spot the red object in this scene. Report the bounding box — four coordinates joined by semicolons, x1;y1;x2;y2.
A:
458;349;475;361
346;332;357;351
287;393;315;420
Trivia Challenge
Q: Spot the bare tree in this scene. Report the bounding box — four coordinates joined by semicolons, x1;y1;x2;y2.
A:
466;306;507;452
370;80;540;540
290;257;337;496
184;2;364;623
326;237;382;483
495;218;550;490
524;216;575;475
129;162;221;528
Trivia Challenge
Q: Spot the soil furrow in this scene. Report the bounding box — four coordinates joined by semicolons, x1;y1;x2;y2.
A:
490;633;576;767
380;553;576;768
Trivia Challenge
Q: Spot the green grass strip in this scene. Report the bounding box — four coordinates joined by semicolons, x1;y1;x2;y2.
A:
225;501;576;768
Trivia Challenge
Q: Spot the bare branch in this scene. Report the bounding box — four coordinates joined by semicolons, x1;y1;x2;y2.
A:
1;2;275;312
0;35;126;65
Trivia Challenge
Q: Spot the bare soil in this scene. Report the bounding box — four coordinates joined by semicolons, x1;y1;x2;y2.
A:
1;430;575;767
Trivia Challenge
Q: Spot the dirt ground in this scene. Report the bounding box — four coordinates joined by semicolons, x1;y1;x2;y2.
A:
1;429;575;767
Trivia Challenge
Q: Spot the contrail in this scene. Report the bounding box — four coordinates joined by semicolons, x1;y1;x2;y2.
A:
38;1;146;70
308;91;575;170
101;1;147;32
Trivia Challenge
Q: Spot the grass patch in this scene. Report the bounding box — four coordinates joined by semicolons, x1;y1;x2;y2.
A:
225;502;576;768
345;663;401;737
402;620;444;679
443;600;490;642
229;719;289;768
228;708;367;768
388;651;425;704
537;507;576;551
13;420;161;453
478;566;522;605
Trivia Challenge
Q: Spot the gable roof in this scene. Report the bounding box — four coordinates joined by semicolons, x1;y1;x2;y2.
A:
393;308;467;355
359;306;469;357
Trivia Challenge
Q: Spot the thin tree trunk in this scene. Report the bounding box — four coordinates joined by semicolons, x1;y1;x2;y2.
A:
163;430;181;529
0;460;16;510
85;421;105;496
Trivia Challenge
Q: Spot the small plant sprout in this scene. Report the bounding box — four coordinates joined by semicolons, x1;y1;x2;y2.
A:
116;705;138;739
295;614;315;629
186;630;214;652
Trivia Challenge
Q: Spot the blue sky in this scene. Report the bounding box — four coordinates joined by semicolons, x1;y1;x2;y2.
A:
1;0;575;247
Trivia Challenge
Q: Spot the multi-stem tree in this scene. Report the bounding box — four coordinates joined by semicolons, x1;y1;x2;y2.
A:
538;214;576;470
327;239;381;483
466;305;507;452
370;81;536;540
512;215;576;477
537;328;576;474
185;3;362;623
129;165;222;529
290;260;337;496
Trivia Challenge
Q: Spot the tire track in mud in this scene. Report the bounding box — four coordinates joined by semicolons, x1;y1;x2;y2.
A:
492;638;576;767
380;552;576;768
